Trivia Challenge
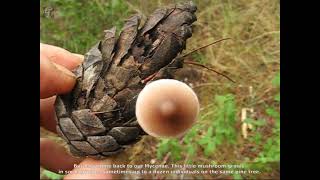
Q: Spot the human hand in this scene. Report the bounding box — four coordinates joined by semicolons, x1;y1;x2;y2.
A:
40;43;113;179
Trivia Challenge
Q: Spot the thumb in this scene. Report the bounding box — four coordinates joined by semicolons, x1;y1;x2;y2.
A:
64;158;114;179
40;54;77;99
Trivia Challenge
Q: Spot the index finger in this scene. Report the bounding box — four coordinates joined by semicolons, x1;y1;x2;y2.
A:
40;54;77;99
40;43;83;70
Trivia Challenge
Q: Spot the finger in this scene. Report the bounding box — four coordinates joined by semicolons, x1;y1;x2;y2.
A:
40;43;83;70
40;96;57;133
40;54;76;99
40;138;83;173
64;158;113;180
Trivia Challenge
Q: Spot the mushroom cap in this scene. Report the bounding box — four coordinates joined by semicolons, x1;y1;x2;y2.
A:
136;79;199;138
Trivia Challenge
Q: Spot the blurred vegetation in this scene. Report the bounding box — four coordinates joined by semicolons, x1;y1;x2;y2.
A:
41;0;280;179
40;169;64;180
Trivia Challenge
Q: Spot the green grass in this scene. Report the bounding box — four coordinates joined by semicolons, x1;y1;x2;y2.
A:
40;0;132;53
41;0;280;179
40;169;64;180
156;73;279;179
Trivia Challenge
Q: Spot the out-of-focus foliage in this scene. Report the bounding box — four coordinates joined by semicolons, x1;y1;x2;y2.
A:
40;0;131;53
156;73;280;179
41;169;64;180
198;94;237;156
252;73;280;167
157;93;238;158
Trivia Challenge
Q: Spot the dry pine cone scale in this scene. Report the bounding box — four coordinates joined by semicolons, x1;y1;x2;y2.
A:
55;1;197;159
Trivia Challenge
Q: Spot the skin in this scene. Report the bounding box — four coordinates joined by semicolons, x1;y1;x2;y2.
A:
40;43;113;179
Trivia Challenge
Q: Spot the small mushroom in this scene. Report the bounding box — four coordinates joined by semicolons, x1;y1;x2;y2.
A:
136;79;199;138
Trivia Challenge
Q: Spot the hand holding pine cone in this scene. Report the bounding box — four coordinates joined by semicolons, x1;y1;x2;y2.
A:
55;1;197;159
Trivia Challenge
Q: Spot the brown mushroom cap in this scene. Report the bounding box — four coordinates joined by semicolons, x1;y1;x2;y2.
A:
136;79;199;138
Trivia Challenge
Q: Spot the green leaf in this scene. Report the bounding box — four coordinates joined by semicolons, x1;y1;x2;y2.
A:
274;93;280;102
204;141;216;156
157;139;170;159
233;173;243;180
199;126;213;146
42;170;64;180
249;133;262;144
187;144;196;156
266;108;280;120
184;125;198;144
170;139;182;160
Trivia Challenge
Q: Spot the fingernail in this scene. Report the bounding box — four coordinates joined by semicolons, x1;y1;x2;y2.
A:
52;62;76;78
72;53;84;64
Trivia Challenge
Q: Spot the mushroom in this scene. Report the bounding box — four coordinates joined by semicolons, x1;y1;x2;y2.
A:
136;79;199;138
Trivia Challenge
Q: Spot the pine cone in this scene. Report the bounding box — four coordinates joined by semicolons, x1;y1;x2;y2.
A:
55;1;197;159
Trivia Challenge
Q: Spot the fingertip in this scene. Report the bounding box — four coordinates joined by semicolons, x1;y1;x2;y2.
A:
40;138;83;173
72;53;84;62
51;63;77;95
40;43;83;70
40;96;58;133
52;62;76;78
64;158;113;180
40;56;76;98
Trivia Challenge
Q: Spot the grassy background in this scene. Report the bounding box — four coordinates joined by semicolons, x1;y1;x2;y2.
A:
40;0;280;179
